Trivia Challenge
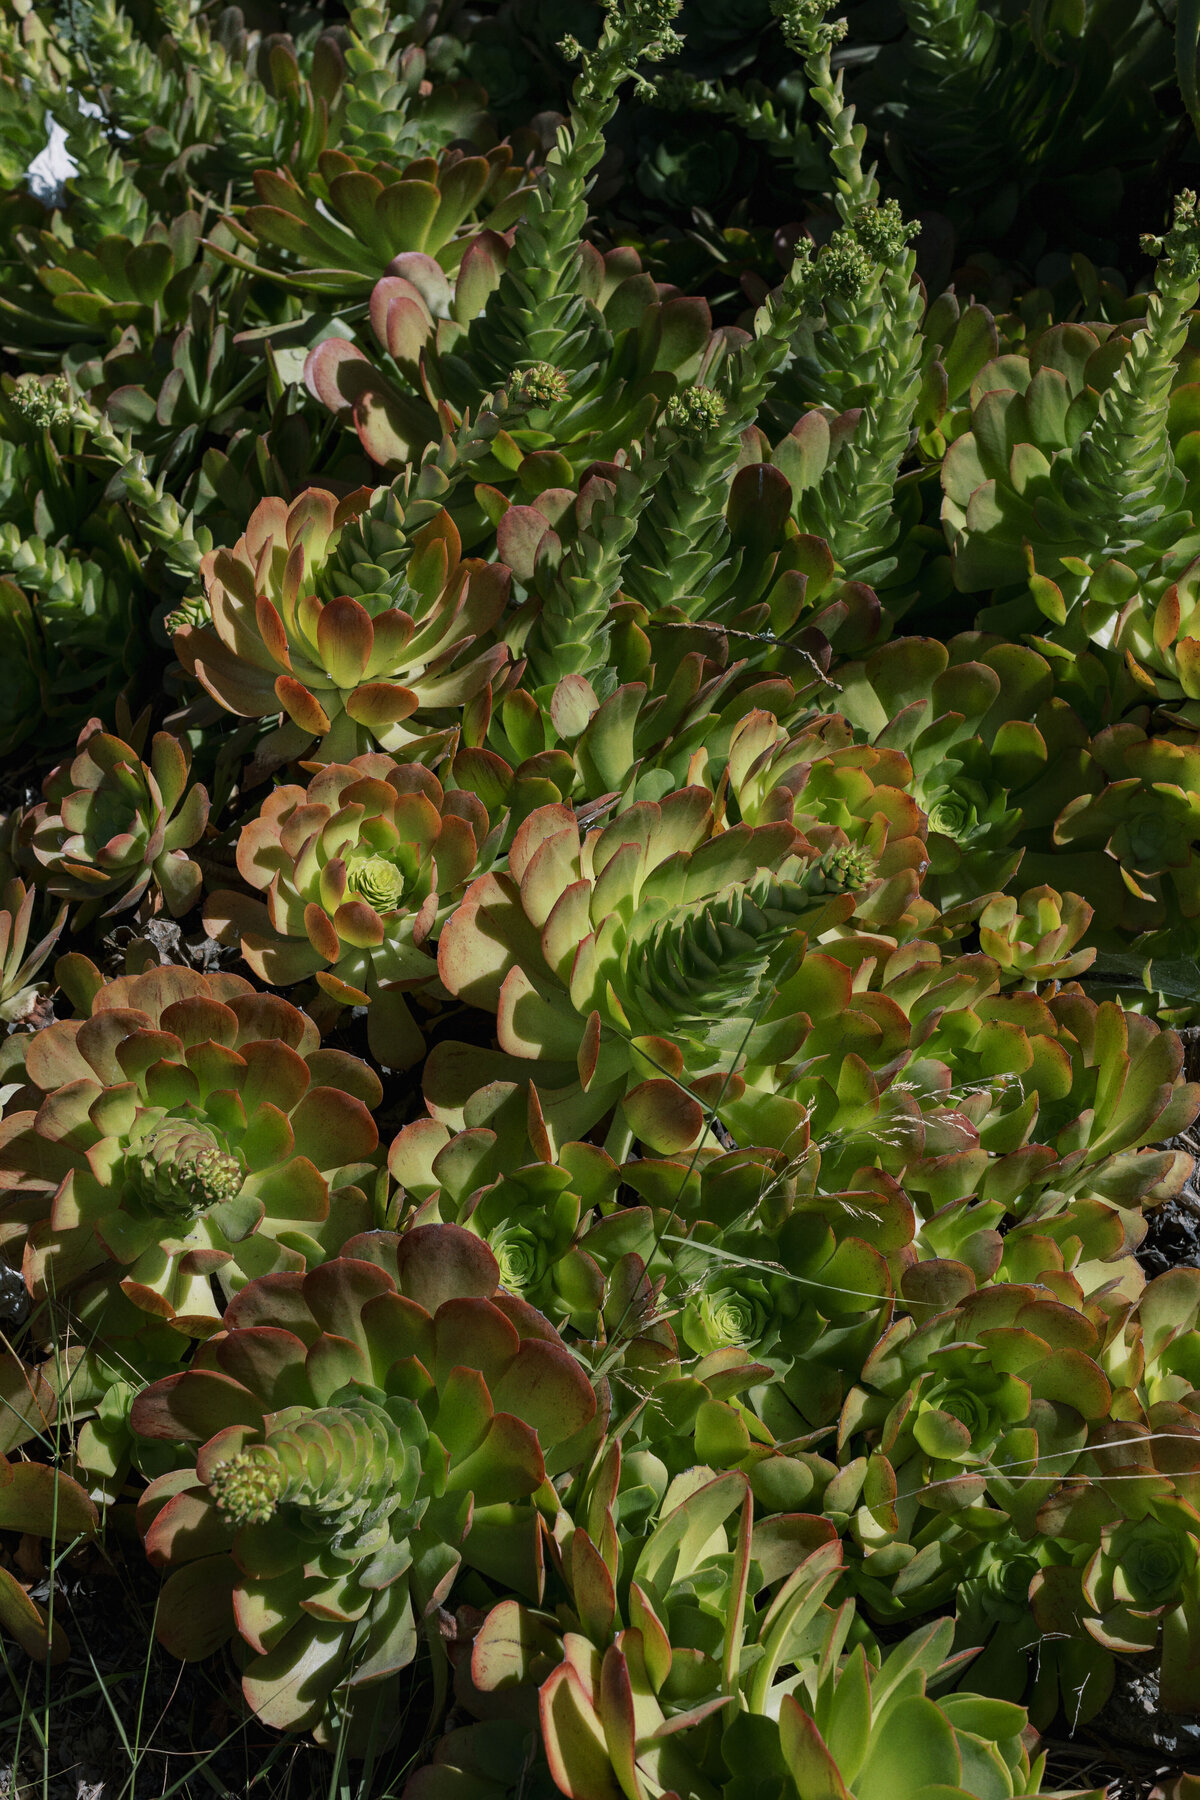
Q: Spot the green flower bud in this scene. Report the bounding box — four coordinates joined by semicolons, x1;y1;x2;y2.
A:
349;854;408;913
10;373;73;429
665;385;727;439
515;363;571;408
209;1402;419;1536
771;0;847;56
165;591;211;635
129;1122;244;1220
853;200;920;262
924;779;1009;848
687;1280;772;1353
806;844;873;892
492;1225;546;1293
816;230;874;303
1143;190;1200;287
1107;1519;1196;1609
210;1450;286;1525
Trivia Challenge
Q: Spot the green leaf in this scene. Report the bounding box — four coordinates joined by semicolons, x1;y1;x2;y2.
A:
622;1079;704;1156
0;1460;95;1538
942;306;1000;403
540;1662;624;1800
1178;0;1200;141
855;1696;963;1800
824;1645;873;1783
0;1565;63;1663
779;1699;852;1800
155;1554;238;1661
636;1470;747;1597
241;1615;346;1730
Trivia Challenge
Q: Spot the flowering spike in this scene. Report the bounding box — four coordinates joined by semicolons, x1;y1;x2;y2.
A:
9;374;73;429
514;363;572;408
664;385;727;438
210;1451;287;1526
771;0;848;58
130;1124;245;1221
1141;189;1200;290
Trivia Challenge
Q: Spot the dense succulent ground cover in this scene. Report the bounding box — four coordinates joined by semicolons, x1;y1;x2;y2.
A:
11;1;1200;1796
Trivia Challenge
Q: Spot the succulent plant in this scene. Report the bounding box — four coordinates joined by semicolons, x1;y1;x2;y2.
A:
616;1149;911;1435
433;788;870;1155
0;198;214;358
1041;724;1200;952
303;243;725;489
0;1452;98;1666
0;577;45;759
206;754;504;1065
19;714;209;924
389;1116;616;1332
834;633;1083;908
403;1716;563;1800
1112;550;1200;731
976;888;1096;987
0;879;66;1027
0;390;152;755
439;1460;836;1790
951;1532;1062;1709
1031;1460;1200;1716
233;143;536;298
756;1615;1095;1800
942;192;1200;680
132;1224;597;1744
829;1311;1092;1625
866;0;1176;267
75;0;481;199
464;1460;1087;1800
8;0;1200;1780
747;922;1200;1233
0;966;380;1336
174;487;511;764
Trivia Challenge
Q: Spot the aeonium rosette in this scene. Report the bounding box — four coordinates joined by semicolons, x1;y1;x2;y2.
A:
684;1275;775;1355
835;633;1091;908
657;1181;910;1436
1047;725;1200;944
1085;1508;1200;1631
174;488;511;763
0;878;65;1030
307;242;724;494
431;789;872;1156
977;886;1096;985
206;755;505;1066
388;1102;682;1340
131;1225;598;1744
1023;1276;1200;1716
1033;1468;1200;1717
20;715;209;925
953;1532;1059;1705
0;966;380;1336
465;1464;1066;1800
725;711;926;862
838;1284;1117;1619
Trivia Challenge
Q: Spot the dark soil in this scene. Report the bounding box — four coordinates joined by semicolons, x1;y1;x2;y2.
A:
1042;1666;1200;1800
1138;1121;1200;1282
